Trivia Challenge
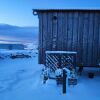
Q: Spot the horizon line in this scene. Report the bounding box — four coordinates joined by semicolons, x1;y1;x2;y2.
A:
0;23;38;27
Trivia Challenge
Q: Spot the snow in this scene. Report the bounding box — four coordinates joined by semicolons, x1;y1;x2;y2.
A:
46;51;77;54
63;68;71;77
0;50;100;100
24;43;38;50
0;49;37;59
55;68;62;76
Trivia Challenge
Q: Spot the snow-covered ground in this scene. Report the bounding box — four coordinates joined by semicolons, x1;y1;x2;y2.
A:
0;50;100;100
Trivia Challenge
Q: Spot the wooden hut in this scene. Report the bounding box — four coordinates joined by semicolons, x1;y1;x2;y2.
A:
33;9;100;67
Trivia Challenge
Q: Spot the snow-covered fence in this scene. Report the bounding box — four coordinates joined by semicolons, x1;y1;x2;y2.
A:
41;51;78;94
45;51;77;72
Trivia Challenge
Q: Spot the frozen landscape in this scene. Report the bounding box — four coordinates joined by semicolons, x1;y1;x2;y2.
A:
0;49;100;100
0;24;38;43
0;0;100;100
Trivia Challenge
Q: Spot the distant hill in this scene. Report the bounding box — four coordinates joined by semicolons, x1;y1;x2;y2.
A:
0;24;38;43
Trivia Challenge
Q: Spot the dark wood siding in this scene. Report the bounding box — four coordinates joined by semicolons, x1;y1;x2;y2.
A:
38;13;43;63
37;10;100;66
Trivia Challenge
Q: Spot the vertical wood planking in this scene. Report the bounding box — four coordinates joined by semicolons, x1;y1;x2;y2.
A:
47;13;52;50
92;12;99;65
52;12;58;50
42;12;48;64
38;13;43;64
67;12;73;51
82;13;89;65
64;12;68;50
46;13;50;51
76;12;79;56
88;12;94;66
76;12;79;64
62;12;66;50
97;12;100;65
72;12;79;64
72;12;79;51
57;12;63;50
77;12;84;65
98;13;100;64
37;10;100;66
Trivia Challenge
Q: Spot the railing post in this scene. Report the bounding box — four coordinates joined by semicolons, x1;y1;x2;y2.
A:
62;69;67;94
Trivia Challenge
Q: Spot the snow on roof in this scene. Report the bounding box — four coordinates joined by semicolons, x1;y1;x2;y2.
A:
33;9;100;15
33;9;100;12
46;51;77;54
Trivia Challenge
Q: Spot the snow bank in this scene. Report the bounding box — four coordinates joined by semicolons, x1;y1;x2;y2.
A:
0;49;38;59
0;51;100;100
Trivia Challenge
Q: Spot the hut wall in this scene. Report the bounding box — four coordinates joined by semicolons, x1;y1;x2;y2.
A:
38;11;100;67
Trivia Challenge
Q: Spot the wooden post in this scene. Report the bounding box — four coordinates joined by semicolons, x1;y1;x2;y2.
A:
62;69;67;94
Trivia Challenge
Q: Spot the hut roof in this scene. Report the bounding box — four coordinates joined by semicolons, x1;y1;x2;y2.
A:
33;9;100;15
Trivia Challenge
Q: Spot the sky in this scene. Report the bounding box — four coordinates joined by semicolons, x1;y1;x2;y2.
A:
0;0;100;27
